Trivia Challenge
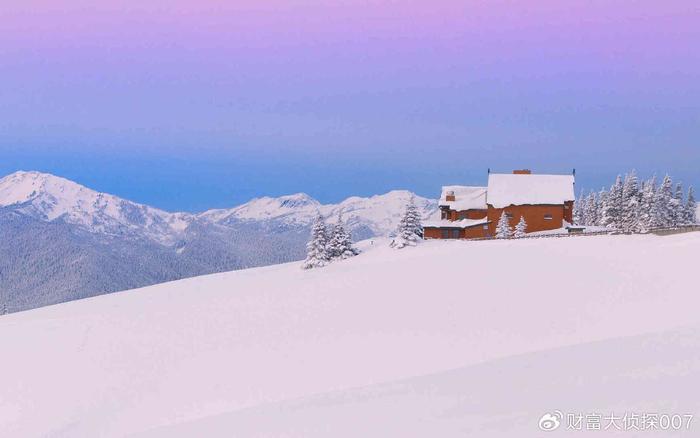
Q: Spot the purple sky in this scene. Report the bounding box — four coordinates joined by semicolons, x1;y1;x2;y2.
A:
1;1;699;211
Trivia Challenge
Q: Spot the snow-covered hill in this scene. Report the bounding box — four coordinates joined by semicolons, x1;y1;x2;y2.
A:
1;233;698;437
0;171;436;312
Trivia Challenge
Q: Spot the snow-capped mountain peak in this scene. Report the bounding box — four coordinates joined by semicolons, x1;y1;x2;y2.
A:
278;192;318;208
199;192;322;224
0;171;86;212
0;171;190;243
232;192;321;219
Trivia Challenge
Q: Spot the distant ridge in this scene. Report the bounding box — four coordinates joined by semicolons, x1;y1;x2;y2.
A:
0;171;437;313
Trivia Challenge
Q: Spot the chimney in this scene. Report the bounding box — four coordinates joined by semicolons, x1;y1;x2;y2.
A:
513;169;532;175
445;190;456;202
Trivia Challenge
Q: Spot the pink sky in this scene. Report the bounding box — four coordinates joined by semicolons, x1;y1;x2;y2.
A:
3;1;698;54
1;1;699;210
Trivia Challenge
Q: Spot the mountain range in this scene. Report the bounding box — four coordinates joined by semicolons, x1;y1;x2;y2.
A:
0;171;437;313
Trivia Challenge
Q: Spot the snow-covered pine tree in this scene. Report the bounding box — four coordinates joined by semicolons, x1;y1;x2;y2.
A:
671;182;684;227
407;197;424;238
391;196;423;249
584;191;598;226
302;213;330;269
638;176;656;232
596;188;608;226
327;213;359;260
513;216;528;238
685;186;697;225
601;175;623;229
495;211;513;239
620;171;641;233
573;190;586;225
651;175;674;228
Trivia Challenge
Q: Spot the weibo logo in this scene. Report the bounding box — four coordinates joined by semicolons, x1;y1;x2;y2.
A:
538;411;563;431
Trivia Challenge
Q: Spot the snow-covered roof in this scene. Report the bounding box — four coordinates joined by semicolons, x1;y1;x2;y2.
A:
439;185;487;211
486;173;575;208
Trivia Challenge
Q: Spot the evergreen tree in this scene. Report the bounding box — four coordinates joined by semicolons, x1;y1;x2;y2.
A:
601;175;623;229
573;191;586;225
638;176;656;232
327;213;359;260
684;186;697;225
620;171;641;233
495;211;513;239
302;213;330;269
513;216;528;238
651;175;674;228
671;182;684;227
391;197;423;248
584;191;598;226
596;188;608;226
406;196;424;238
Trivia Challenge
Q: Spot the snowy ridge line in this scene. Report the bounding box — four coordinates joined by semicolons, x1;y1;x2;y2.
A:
0;171;437;240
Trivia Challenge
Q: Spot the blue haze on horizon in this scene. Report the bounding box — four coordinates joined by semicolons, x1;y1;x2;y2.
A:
2;142;698;212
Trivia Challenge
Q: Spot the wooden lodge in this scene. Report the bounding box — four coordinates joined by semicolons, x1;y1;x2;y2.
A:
423;169;575;239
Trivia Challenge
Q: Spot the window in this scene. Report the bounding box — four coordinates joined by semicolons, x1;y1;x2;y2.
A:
483;224;489;230
544;214;553;220
441;229;449;239
451;229;460;239
505;213;514;219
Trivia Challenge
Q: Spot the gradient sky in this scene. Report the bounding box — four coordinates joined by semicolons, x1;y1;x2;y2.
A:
1;1;699;211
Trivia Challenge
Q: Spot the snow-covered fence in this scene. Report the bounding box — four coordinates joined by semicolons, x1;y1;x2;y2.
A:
461;225;700;242
648;225;700;236
465;230;612;242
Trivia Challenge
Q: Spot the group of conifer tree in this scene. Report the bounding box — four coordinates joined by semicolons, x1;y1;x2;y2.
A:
495;213;528;239
574;171;697;233
302;197;426;268
302;213;360;269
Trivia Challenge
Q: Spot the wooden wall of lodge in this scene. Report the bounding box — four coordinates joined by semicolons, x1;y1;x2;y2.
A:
424;225;487;239
426;201;574;239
